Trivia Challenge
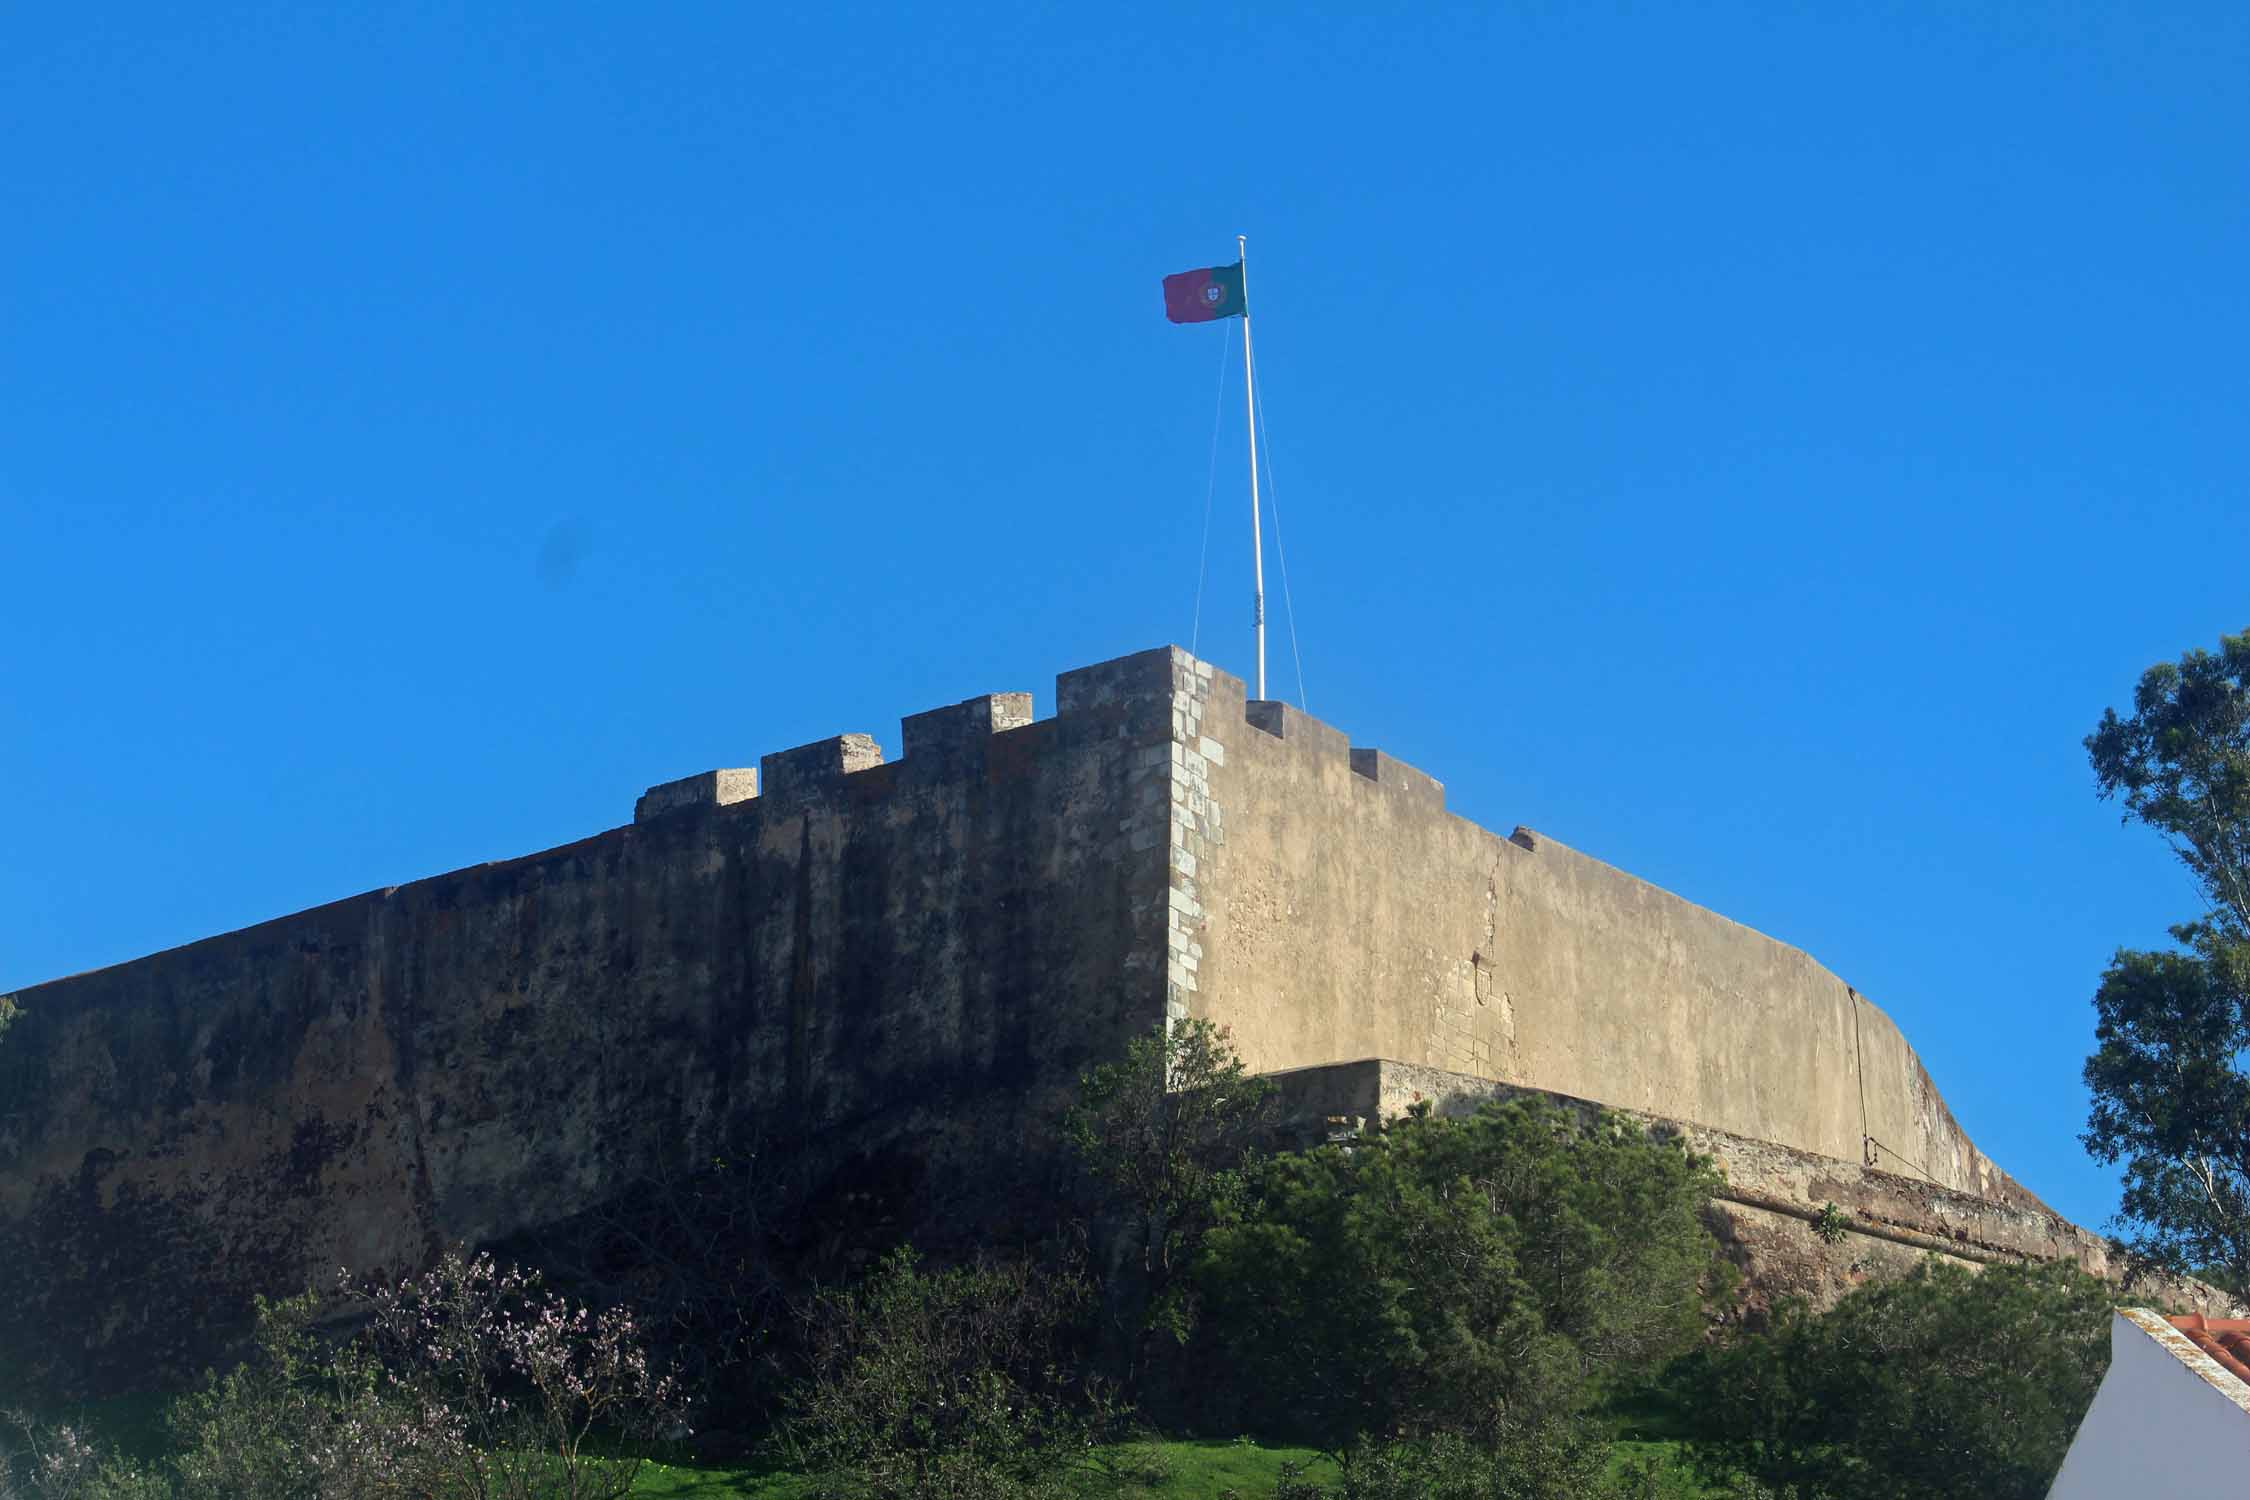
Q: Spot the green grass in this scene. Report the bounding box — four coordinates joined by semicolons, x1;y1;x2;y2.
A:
631;1456;811;1496
30;1394;1697;1499
1109;1438;1337;1496
629;1439;1339;1497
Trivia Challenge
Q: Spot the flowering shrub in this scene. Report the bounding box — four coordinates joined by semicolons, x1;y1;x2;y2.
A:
0;1411;167;1500
351;1250;689;1500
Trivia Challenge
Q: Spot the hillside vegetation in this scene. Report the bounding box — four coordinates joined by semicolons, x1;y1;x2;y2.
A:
2;1022;2112;1500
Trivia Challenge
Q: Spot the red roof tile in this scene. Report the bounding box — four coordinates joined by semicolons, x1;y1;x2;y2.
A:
2168;1315;2250;1387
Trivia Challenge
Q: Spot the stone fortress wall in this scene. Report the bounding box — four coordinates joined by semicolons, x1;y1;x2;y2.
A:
0;651;1190;1389
1162;653;2031;1207
0;644;2221;1389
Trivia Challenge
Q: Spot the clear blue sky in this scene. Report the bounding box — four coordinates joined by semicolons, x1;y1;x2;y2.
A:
3;3;2244;1235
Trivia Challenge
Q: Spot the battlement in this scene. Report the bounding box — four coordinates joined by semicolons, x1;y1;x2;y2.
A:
633;768;759;822
901;693;1034;765
630;649;1460;833
626;650;1202;826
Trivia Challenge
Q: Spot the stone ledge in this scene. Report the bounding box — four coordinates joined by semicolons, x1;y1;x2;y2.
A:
1255;1057;2241;1318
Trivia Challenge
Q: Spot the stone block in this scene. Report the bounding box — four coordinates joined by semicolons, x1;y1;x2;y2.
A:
634;768;758;822
901;692;1035;764
760;734;884;805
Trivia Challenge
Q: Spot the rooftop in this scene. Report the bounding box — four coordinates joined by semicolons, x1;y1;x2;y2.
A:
2169;1315;2250;1389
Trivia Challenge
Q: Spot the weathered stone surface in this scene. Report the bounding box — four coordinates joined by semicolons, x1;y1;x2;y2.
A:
1186;668;2030;1207
634;768;758;822
2;644;2211;1392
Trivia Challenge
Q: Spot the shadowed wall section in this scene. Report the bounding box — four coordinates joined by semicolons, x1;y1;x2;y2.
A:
0;652;1189;1392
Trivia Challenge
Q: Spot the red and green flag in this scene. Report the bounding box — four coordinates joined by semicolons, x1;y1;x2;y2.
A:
1162;261;1246;323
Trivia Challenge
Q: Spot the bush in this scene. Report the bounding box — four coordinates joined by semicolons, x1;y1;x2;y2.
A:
774;1247;1122;1500
1195;1099;1728;1452
1266;1429;1711;1500
1;1412;169;1500
164;1251;687;1499
1685;1257;2111;1500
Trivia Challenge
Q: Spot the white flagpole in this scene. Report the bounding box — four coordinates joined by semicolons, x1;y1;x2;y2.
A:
1239;234;1265;702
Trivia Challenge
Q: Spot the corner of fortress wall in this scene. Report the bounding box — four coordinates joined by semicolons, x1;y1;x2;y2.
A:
0;641;2084;1391
1151;648;2038;1214
616;639;2053;1219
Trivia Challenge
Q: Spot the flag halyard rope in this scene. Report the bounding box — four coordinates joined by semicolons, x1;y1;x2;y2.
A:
1249;341;1308;711
1189;320;1234;657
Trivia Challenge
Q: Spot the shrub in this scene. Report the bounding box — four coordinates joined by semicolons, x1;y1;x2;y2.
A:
774;1247;1121;1500
1685;1257;2111;1500
167;1252;687;1500
0;1412;169;1500
1195;1099;1728;1452
1268;1429;1704;1500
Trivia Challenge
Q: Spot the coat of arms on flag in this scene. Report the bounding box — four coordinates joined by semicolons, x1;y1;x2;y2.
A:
1162;262;1246;323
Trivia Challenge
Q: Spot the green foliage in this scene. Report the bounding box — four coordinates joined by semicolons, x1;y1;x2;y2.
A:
2083;630;2250;1280
40;1252;694;1500
1684;1257;2111;1500
1318;1431;1610;1500
2;1409;171;1500
2082;932;2250;1278
773;1248;1120;1500
629;1438;1341;1498
1262;1430;1722;1500
166;1288;382;1498
2086;628;2250;939
0;996;17;1044
1195;1099;1728;1454
1065;1019;1275;1286
1809;1204;1848;1246
355;1249;687;1499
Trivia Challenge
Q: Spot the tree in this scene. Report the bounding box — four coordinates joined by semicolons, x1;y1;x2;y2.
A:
2082;935;2250;1280
1062;1018;1275;1418
2083;629;2250;1279
1063;1018;1274;1287
2086;628;2250;940
1194;1099;1727;1459
1686;1257;2113;1500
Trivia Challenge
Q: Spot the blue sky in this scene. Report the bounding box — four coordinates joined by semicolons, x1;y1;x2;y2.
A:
3;2;2244;1234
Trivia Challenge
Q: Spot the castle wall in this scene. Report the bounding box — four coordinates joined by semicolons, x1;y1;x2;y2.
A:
1175;663;2039;1208
0;650;1194;1393
0;643;2072;1391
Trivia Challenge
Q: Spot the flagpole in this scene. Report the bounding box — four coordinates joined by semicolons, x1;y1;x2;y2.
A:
1239;234;1265;702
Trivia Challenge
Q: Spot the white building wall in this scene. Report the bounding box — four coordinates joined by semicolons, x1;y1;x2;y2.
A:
2048;1311;2250;1497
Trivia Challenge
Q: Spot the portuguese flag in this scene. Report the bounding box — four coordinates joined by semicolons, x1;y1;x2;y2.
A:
1163;261;1247;323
